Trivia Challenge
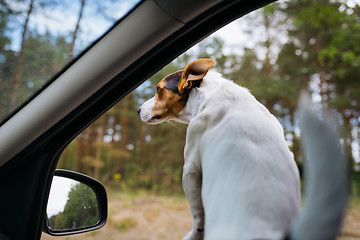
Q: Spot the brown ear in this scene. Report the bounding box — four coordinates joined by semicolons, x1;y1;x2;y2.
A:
178;59;214;93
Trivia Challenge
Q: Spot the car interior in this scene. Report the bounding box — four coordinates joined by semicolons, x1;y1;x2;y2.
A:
0;0;274;239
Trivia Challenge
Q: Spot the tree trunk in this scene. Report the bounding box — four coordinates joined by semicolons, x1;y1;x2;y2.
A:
68;0;85;61
101;99;130;182
72;134;85;172
116;98;130;174
139;123;145;166
10;0;34;108
82;129;91;174
150;127;158;187
170;129;177;184
262;12;272;78
93;123;104;179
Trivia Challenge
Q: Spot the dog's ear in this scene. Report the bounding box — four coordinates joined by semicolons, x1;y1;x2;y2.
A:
178;59;214;93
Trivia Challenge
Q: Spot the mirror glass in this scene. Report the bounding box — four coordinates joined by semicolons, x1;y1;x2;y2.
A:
46;176;100;231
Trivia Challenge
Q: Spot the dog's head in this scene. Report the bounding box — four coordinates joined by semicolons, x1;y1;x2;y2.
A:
138;59;214;124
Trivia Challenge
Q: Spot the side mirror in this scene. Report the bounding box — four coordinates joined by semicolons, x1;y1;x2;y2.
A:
44;169;107;236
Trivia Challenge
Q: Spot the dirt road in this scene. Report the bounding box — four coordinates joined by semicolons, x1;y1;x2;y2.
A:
42;190;360;240
42;190;192;240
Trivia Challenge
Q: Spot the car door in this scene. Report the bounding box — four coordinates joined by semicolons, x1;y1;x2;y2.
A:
0;0;273;239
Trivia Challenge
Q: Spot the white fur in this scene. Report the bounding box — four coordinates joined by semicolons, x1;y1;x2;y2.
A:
140;71;301;240
139;97;156;122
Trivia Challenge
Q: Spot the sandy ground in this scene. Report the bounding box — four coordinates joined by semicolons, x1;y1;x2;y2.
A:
340;208;360;240
41;190;192;240
42;190;360;240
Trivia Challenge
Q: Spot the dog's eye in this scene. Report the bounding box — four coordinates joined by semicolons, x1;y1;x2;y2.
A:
156;86;160;93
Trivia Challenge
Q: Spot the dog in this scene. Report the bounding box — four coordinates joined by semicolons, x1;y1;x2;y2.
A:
138;59;347;240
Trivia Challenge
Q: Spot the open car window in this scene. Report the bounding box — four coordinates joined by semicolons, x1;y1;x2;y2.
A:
0;0;141;125
44;1;360;239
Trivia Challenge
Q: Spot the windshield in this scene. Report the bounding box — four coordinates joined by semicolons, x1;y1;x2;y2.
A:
0;0;141;124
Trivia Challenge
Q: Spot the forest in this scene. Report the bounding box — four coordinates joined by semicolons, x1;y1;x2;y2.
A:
1;0;360;196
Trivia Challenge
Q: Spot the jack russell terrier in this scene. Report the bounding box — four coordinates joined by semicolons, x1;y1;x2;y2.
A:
137;59;347;240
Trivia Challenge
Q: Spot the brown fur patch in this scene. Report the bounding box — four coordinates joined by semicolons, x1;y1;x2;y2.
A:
152;88;187;119
152;72;188;120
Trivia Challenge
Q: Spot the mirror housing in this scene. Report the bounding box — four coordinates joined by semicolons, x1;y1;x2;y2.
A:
43;169;107;236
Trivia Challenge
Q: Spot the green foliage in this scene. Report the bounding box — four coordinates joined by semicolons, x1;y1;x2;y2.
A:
1;0;360;194
18;32;69;100
62;183;99;228
49;183;99;230
0;30;70;120
113;217;137;231
0;10;10;50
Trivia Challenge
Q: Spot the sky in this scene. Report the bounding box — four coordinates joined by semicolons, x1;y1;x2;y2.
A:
46;176;75;217
7;0;141;52
6;0;360;59
6;0;259;57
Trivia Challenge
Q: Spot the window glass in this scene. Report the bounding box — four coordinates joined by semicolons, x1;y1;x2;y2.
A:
44;1;360;239
0;0;141;123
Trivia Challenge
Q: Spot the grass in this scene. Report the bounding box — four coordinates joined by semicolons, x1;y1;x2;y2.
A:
41;189;360;240
42;188;191;240
113;217;138;231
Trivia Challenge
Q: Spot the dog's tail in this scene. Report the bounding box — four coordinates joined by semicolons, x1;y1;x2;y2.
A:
286;93;349;240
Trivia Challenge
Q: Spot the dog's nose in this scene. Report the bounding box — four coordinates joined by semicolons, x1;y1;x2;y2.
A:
137;107;141;115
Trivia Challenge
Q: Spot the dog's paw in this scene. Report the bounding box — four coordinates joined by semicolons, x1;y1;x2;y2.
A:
182;229;204;240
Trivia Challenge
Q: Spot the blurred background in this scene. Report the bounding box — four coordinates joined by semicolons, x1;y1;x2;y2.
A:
0;0;359;239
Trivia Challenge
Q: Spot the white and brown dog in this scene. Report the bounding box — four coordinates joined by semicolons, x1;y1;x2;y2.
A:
137;59;347;240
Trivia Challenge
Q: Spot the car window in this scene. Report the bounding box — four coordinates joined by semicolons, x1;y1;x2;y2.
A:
0;0;141;124
42;0;360;239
